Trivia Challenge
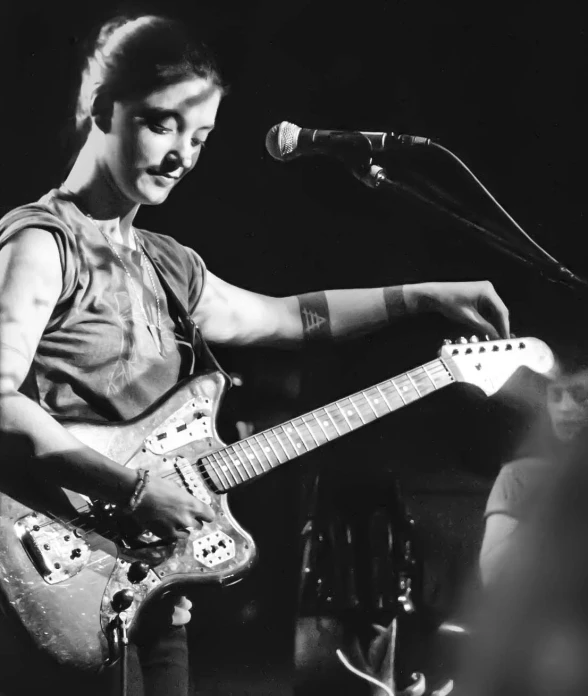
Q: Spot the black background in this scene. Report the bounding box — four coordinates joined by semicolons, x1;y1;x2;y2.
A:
1;0;587;691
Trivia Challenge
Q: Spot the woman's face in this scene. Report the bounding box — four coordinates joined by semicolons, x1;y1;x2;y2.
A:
547;373;588;442
101;76;222;205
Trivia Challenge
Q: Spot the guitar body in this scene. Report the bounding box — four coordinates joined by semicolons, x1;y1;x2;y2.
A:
0;370;256;672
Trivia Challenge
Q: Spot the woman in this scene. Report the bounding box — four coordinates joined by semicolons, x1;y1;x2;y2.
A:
0;13;510;696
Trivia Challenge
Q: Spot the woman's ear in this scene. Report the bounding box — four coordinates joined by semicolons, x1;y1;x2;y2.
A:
90;91;114;133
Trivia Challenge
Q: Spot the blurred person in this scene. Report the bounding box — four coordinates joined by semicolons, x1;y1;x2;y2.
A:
459;411;588;696
480;367;588;587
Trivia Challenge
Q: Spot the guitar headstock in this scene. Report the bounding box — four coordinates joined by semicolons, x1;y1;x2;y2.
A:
440;336;555;396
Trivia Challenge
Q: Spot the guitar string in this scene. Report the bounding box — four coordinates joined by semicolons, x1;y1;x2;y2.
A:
32;360;452;535
31;360;452;534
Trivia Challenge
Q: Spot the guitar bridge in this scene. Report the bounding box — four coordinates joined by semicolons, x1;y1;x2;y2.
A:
15;513;90;584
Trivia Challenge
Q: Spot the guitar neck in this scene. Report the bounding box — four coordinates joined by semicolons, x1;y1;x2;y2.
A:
200;358;454;492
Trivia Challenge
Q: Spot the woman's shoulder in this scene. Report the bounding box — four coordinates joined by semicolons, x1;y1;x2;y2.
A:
0;189;81;244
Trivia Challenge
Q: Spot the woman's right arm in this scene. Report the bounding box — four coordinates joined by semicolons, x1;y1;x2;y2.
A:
0;229;213;537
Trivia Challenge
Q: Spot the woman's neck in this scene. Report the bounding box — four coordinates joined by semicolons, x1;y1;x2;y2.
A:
62;133;139;247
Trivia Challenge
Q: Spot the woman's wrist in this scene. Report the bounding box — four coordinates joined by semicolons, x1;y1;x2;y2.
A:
402;282;439;315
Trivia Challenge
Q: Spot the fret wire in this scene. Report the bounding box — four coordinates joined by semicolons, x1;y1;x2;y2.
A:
335;402;354;430
376;384;393;411
241;438;267;473
201;456;224;490
293;419;316;448
361;390;379;418
211;450;233;489
227;445;248;482
237;440;262;476
281;425;304;454
348;395;367;424
208;451;227;488
415;366;435;391
227;443;251;479
407;371;422;397
304;413;329;443
261;431;285;464
391;380;408;404
322;407;342;436
219;448;241;486
253;434;277;467
267;429;289;461
310;412;331;441
204;453;226;487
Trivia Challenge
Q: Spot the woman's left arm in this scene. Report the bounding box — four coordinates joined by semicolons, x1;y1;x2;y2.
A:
193;274;510;347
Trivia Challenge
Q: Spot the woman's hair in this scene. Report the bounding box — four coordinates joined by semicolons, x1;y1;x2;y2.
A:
72;14;225;150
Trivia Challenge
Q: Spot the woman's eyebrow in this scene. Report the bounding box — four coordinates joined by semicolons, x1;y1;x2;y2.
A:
141;106;182;124
140;106;215;132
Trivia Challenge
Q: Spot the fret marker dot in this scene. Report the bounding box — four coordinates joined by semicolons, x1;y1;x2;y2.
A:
374;399;379;404
287;427;293;433
264;447;270;453
221;465;227;472
248;453;255;459
323;421;329;427
347;410;353;416
403;386;409;392
296;443;302;448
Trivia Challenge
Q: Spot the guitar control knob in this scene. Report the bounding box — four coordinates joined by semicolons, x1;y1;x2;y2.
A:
469;335;479;343
458;337;468;344
443;339;453;345
111;588;135;613
128;561;151;584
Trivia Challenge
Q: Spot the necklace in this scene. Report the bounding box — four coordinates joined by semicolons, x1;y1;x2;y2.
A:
58;186;164;355
88;214;164;356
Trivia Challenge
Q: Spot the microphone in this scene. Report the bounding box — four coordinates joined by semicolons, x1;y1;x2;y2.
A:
265;121;431;162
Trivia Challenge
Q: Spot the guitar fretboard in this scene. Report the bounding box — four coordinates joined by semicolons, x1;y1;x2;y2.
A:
200;358;453;492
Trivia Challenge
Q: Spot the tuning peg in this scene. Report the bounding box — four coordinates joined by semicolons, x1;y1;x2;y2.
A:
470;335;479;343
443;339;453;345
458;337;468;344
484;334;491;341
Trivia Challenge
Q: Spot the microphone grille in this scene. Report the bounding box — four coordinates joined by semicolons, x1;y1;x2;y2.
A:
265;121;301;161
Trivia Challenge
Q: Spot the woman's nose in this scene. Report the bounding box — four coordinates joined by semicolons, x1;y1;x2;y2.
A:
176;137;198;169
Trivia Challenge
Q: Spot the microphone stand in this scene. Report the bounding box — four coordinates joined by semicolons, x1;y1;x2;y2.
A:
343;144;588;292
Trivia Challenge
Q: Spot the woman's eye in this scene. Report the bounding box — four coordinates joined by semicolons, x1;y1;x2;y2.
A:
149;122;170;134
191;138;206;149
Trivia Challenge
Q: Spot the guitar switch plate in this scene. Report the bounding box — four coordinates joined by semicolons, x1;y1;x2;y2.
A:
144;398;212;455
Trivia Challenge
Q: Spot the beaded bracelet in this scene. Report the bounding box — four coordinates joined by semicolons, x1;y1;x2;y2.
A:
126;469;150;513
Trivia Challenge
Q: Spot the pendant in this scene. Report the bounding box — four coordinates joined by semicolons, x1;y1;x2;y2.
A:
147;324;164;356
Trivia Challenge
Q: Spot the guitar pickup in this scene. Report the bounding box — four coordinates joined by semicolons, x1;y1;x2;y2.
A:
145;416;212;455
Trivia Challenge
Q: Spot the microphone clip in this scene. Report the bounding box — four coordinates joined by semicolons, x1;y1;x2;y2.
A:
350;162;389;189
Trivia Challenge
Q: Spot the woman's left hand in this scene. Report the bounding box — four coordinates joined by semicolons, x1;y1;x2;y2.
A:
404;280;510;340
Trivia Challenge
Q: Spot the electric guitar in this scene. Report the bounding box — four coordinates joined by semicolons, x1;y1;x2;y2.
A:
0;337;554;671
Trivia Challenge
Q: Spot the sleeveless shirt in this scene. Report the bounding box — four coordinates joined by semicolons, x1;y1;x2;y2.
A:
0;188;207;422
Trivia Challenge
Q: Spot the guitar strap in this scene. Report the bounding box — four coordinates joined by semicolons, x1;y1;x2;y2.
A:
138;241;233;388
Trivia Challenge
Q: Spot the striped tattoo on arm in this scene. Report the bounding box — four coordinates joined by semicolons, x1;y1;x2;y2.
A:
297;291;332;341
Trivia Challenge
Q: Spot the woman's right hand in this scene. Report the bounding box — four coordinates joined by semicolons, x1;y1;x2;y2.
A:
131;476;215;539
